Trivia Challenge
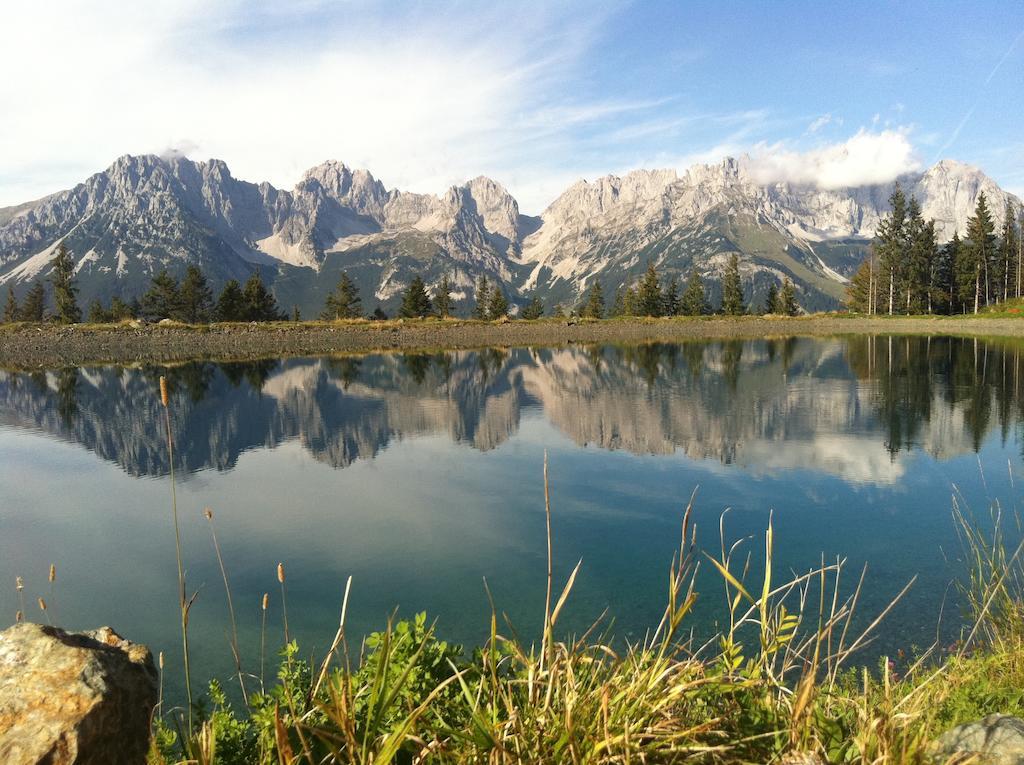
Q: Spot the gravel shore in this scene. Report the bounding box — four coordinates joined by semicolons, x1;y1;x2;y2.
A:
1;316;1022;368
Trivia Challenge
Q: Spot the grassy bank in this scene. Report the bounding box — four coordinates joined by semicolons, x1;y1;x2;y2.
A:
2;313;1024;368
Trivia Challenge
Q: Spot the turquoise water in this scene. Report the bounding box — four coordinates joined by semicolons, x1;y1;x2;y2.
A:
1;336;1022;700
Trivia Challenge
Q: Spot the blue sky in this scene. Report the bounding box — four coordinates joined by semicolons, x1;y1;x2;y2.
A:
2;0;1022;213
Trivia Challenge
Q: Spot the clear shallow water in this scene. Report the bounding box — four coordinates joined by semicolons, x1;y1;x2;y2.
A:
1;336;1022;701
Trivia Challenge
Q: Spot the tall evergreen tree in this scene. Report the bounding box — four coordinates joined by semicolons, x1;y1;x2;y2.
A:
49;242;80;323
400;275;434;318
473;275;490;319
87;298;110;323
622;286;639;316
322;271;362;319
3;287;18;323
521;294;544;320
241;272;283;321
178;265;214;323
433;273;454;318
778;278;799;316
19;281;46;322
636;263;662;316
487;286;509;319
998;203;1019;303
932;235;955;315
663;276;680;316
141;269;181;320
964;192;996;314
903;197;930;314
582;282;605;318
680;270;708;316
876;183;908;315
610;287;625;317
764;283;779;314
720;253;745;315
846;260;874;313
215;279;246;321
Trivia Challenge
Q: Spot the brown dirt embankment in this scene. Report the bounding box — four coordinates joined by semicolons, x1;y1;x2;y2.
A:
1;315;1022;368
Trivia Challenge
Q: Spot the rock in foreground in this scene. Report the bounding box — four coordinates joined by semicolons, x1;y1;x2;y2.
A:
932;714;1024;764
0;622;157;765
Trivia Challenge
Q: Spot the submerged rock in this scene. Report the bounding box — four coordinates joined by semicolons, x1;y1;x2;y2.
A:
932;714;1024;764
0;622;157;765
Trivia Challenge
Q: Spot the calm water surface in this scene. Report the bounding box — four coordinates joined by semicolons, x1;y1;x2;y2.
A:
1;336;1022;700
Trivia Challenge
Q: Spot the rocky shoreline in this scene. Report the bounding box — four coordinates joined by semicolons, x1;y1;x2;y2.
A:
1;316;1022;368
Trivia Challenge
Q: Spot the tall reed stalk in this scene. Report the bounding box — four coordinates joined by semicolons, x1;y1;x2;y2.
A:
204;507;246;705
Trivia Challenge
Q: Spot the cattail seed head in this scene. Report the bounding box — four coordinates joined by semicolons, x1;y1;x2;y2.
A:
38;597;46;611
277;563;285;583
15;610;23;622
159;651;164;670
49;564;56;583
262;592;269;610
203;507;213;521
159;376;169;407
15;576;24;591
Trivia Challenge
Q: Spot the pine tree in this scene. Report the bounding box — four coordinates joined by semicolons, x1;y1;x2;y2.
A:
3;287;18;323
680;270;708;316
473;275;490;319
19;281;46;322
876;183;908;315
521;294;544;320
487;286;509;319
964;192;996;314
932;236;955;315
903;197;930;314
721;253;745;315
292;305;301;322
611;287;625;317
434;273;454;318
636;263;662;316
400;275;434;318
50;242;80;323
998;203;1019;304
663;276;680;316
87;298;110;323
582;282;605;318
242;272;283;321
178;265;214;323
622;287;638;316
372;306;388;321
216;280;246;321
779;278;799;316
110;297;134;321
764;283;779;314
141;269;181;320
322;271;362;319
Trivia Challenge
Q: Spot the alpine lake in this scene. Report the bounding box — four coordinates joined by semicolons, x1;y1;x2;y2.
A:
2;334;1022;702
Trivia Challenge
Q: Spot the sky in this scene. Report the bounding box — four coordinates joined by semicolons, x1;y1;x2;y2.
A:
1;0;1022;214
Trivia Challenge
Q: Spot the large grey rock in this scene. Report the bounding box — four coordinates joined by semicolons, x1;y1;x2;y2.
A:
932;714;1024;764
0;622;157;765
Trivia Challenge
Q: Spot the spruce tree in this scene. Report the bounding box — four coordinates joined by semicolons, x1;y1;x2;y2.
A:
521;294;544;319
87;299;110;323
19;281;46;322
109;297;134;321
215;280;246;321
663;276;680;316
903;197;930;314
322;272;362;319
400;275;433;318
964;193;996;314
178;265;214;323
765;283;779;314
680;270;708;316
242;272;283;321
582;282;605;318
779;278;799;316
721;253;745;315
932;236;955;315
3;287;18;323
636;263;662;316
998;203;1018;304
876;183;908;315
487;286;509;319
611;287;625;317
434;273;454;318
473;275;490;319
50;242;81;323
622;286;638;316
141;269;181;320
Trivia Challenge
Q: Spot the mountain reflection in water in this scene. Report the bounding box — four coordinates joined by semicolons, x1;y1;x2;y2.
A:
0;336;1020;484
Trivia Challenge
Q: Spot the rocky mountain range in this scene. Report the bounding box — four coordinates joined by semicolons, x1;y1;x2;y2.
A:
0;154;1019;315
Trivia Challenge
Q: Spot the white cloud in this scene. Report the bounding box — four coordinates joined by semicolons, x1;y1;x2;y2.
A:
747;129;921;190
807;114;833;134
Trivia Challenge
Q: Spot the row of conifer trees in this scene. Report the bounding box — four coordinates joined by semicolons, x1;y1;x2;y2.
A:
846;185;1022;315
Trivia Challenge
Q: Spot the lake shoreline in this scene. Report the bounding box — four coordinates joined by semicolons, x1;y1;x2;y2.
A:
1;314;1023;368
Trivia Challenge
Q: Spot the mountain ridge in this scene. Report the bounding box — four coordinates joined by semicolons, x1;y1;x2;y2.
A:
0;153;1019;315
